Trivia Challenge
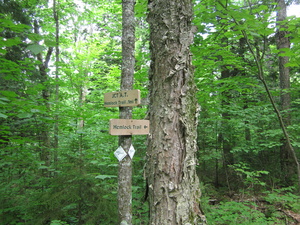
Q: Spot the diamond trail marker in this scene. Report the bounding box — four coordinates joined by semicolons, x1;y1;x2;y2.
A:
104;89;140;107
109;119;150;136
114;145;136;161
128;145;135;159
114;146;127;162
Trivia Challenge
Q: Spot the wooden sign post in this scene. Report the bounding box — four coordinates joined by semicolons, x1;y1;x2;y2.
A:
111;0;136;224
105;105;149;225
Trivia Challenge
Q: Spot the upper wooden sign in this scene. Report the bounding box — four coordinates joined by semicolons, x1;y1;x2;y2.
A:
104;90;140;107
109;119;150;135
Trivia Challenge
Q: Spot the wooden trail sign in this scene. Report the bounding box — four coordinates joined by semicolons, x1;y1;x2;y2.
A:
109;119;149;135
104;89;140;107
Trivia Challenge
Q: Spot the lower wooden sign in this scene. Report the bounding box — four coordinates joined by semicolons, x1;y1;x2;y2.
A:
109;119;150;135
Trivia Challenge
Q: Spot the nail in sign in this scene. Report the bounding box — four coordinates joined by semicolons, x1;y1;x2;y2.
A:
109;119;150;135
104;90;140;107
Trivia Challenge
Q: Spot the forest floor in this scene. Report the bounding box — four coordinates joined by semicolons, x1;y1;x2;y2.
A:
203;190;300;224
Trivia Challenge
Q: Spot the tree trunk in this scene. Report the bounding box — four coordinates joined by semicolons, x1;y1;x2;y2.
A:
53;0;59;169
276;0;293;183
220;68;235;168
34;20;53;171
77;86;86;225
146;0;206;224
118;0;135;224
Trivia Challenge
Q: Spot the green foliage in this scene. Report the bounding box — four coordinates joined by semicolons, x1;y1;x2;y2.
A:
50;220;68;225
206;201;273;225
0;0;151;223
1;0;300;224
193;0;300;191
264;187;300;211
26;43;46;55
229;163;269;190
201;184;300;225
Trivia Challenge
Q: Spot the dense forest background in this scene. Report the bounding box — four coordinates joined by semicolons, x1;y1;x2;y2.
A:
1;0;300;224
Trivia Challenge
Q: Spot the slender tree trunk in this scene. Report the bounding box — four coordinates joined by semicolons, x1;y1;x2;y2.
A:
53;0;59;169
220;68;235;168
276;0;293;183
146;0;206;224
34;20;53;171
37;48;52;168
77;86;86;225
118;0;135;224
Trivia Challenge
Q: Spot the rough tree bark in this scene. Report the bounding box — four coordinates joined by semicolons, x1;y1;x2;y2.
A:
146;0;206;224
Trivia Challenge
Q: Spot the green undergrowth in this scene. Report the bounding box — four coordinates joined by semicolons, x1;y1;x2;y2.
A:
201;184;300;225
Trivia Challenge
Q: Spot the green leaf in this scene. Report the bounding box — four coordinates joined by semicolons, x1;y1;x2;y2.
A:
0;97;9;102
95;174;117;180
30;109;40;113
2;37;21;47
27;33;43;42
17;112;33;119
44;39;57;47
285;62;298;67
0;113;7;119
50;220;67;225
62;203;77;211
26;44;46;55
38;165;49;169
0;90;18;98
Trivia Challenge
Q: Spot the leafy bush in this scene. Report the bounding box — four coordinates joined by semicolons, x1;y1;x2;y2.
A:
263;187;300;218
206;201;274;225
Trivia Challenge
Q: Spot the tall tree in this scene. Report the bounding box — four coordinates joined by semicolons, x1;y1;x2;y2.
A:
214;0;300;188
276;0;293;183
145;0;206;223
33;19;53;171
53;0;60;168
118;0;135;224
